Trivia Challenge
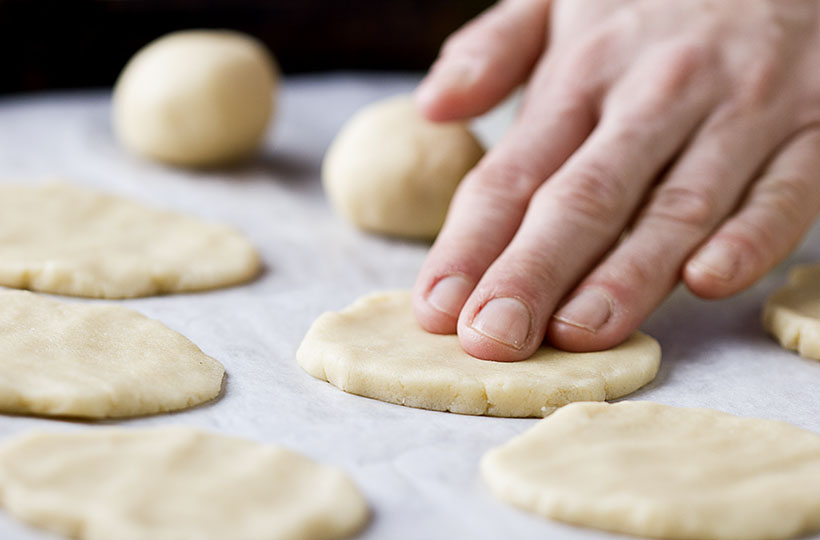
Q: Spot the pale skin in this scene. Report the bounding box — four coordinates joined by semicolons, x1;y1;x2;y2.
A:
412;0;820;361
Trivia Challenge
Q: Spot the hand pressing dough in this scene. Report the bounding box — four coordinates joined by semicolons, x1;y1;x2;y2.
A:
481;401;820;540
0;427;369;540
322;95;484;239
113;29;278;167
297;291;660;417
763;264;820;360
0;182;260;298
0;289;224;418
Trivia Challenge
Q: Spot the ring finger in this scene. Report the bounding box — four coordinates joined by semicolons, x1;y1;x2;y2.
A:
548;103;793;351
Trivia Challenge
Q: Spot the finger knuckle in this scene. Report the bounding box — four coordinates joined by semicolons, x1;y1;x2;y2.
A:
559;26;617;76
713;58;781;122
465;160;542;209
582;253;669;310
730;178;812;256
736;55;780;110
613;256;661;292
551;24;626;101
501;250;563;295
471;250;562;312
548;91;592;126
715;229;768;269
650;41;710;98
551;161;627;222
753;175;813;218
738;221;776;261
607;42;713;126
645;185;717;231
666;39;710;71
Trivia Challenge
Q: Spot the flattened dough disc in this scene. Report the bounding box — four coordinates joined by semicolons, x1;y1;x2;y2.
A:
481;401;820;540
763;264;820;360
0;182;260;298
0;427;369;540
0;289;224;418
296;291;660;417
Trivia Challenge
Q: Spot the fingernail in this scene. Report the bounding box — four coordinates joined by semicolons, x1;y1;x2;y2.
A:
553;288;614;333
690;242;737;281
427;275;473;318
471;297;531;350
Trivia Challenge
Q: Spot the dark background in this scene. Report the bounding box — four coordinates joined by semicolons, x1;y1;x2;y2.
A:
0;0;494;94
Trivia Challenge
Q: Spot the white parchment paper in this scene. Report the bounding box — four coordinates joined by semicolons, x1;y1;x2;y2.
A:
0;73;819;540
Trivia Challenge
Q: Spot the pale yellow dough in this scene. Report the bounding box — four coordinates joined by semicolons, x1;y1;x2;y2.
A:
113;30;278;167
763;264;820;360
296;291;660;417
0;289;224;418
322;95;484;239
0;427;369;540
0;182;260;298
481;401;820;540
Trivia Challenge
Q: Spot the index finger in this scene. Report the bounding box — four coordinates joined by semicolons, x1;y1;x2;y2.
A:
413;55;598;336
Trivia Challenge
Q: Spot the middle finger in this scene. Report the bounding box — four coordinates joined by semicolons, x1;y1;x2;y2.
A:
457;42;717;360
549;100;793;351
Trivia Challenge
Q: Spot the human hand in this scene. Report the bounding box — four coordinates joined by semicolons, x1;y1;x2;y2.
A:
412;0;820;360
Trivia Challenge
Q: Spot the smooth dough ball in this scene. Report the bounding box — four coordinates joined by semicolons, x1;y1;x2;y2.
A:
113;29;277;167
322;95;484;239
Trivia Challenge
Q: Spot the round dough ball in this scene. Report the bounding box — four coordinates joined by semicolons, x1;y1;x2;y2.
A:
113;30;277;167
322;95;484;239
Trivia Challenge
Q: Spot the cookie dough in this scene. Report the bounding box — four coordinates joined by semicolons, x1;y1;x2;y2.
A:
482;401;820;540
763;264;820;360
113;29;278;167
296;291;660;417
0;289;224;418
322;95;484;239
0;182;260;298
0;427;369;540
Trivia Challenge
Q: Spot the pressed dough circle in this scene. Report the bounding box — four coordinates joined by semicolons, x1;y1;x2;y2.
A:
481;401;820;540
113;29;277;167
0;289;224;418
0;182;260;298
0;427;369;540
763;264;820;360
296;291;660;417
322;95;484;239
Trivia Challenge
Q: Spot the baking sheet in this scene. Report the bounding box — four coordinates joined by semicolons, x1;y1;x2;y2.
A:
0;73;819;540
